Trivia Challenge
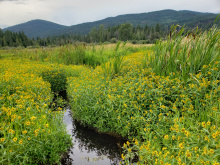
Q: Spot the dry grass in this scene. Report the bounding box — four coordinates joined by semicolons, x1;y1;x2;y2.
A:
87;43;153;50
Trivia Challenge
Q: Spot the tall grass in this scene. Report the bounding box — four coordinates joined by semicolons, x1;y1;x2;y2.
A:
0;43;150;68
50;44;86;65
100;42;130;79
150;25;220;81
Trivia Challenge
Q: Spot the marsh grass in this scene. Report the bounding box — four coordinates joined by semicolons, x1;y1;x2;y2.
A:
100;42;134;79
67;26;220;165
151;25;220;81
0;42;149;68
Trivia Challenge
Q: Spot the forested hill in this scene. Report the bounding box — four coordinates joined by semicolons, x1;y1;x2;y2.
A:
3;9;219;38
57;10;218;35
3;20;67;38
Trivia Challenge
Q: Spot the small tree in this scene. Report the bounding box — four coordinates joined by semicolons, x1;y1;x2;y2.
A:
155;23;161;33
119;23;133;41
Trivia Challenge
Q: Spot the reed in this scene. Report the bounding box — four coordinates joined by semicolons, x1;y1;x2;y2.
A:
150;25;220;81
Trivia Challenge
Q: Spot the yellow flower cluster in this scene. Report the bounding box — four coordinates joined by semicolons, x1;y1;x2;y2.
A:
0;59;75;164
67;50;220;164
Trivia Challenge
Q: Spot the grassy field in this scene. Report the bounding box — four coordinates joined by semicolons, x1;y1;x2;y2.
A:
0;42;150;67
0;26;220;164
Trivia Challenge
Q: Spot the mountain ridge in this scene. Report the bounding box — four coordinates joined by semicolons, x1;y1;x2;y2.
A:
3;9;219;38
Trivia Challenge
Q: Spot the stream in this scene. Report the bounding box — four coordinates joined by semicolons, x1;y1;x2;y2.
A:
61;108;126;165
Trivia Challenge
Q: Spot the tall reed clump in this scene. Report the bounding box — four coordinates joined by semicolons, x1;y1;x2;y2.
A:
54;44;86;65
150;25;220;81
101;42;127;79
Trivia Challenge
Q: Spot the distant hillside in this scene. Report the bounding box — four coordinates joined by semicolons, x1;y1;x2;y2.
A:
3;20;67;38
3;9;219;38
56;10;218;35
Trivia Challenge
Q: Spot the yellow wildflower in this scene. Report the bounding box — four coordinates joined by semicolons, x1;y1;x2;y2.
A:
13;137;17;142
164;135;169;140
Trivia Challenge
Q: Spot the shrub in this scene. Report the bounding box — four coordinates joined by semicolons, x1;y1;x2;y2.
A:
131;40;137;44
41;69;67;94
110;38;117;43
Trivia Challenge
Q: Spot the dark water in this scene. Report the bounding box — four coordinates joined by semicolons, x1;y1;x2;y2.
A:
61;108;126;165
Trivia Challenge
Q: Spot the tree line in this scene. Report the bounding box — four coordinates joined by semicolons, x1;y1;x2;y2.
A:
0;22;184;48
36;23;167;46
0;29;33;47
87;23;166;43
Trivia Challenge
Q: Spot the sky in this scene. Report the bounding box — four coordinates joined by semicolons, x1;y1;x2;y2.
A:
0;0;220;29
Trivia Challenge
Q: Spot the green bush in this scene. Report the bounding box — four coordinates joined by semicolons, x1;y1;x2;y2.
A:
131;40;137;44
110;38;117;43
41;69;67;94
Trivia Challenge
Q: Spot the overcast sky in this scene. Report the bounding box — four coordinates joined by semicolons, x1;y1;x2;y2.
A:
0;0;220;29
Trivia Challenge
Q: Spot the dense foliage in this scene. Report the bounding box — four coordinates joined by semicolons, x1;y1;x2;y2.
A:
67;27;220;164
0;29;33;48
0;22;164;47
0;60;83;164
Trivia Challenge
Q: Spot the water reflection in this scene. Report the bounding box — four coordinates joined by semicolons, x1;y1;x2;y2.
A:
61;109;126;165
